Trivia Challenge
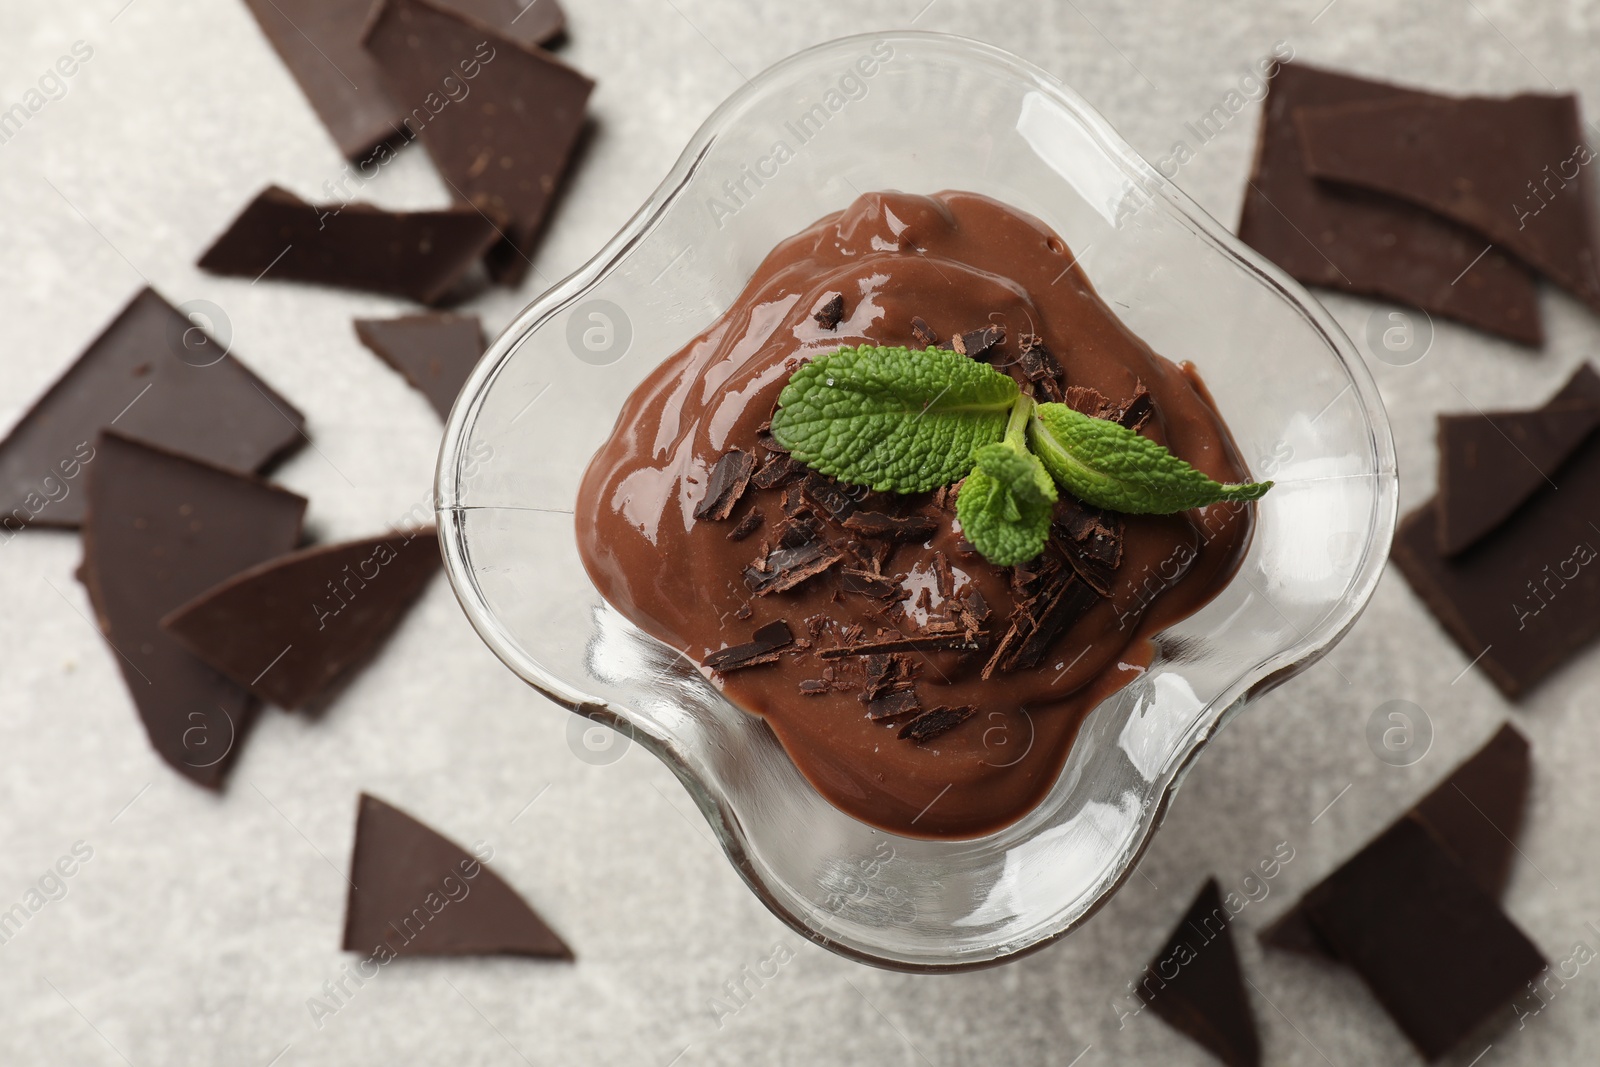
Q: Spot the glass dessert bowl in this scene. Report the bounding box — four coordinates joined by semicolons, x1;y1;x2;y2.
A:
436;31;1397;971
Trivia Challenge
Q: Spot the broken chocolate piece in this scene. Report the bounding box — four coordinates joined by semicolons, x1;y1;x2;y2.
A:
694;450;757;521
744;543;843;595
813;293;845;330
1053;499;1124;597
434;0;566;50
751;453;804;490
159;530;440;710
983;569;1100;676
839;568;900;600
80;433;307;788
198;186;500;305
817;631;980;658
1237;63;1542;344
952;324;1005;359
344;793;573;959
1064;384;1117;419
909;316;938;347
841;511;939;543
363;0;595;285
865;690;920;722
1296;92;1600;313
799;472;859;521
703;620;794;672
0;288;304;529
1017;333;1064;401
726;508;764;542
1137;878;1261;1067
1302;817;1545;1061
354;313;486;420
1115;388;1153;432
898;704;976;742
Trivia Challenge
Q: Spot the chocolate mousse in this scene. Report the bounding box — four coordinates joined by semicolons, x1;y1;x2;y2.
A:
575;191;1256;837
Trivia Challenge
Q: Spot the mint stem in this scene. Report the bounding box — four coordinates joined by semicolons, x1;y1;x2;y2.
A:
1002;393;1033;451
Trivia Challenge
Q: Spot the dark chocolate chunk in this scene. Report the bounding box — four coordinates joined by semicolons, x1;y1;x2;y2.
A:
703;620;794;672
865;690;920;722
744;543;843;595
1017;333;1064;401
0;288;304;529
813;293;846;330
983;569;1100;676
726;508;764;542
841;511;939;543
1237;63;1542;344
80;433;307;788
1064;384;1117;419
354;313;486;419
910;317;938;347
1136;879;1261;1067
839;568;900;600
1301;817;1545;1061
1115;388;1153;432
817;631;980;658
799;472;858;521
363;0;595;285
774;515;823;549
694;450;757;521
1053;499;1124;597
159;530;440;711
751;453;804;490
897;704;976;742
1434;365;1600;555
344;793;573;960
952;324;1005;359
1296;92;1600;313
433;0;566;50
198;186;500;305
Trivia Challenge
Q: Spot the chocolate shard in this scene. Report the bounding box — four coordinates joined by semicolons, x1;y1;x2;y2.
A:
1262;723;1531;961
841;511;939;543
817;631;980;658
1116;387;1153;432
1301;817;1545;1061
952;324;1005;359
159;530;440;711
1434;364;1600;555
1237;62;1542;345
983;569;1100;677
1295;92;1600;314
344;793;573;959
1137;879;1261;1067
909;316;938;347
363;0;595;285
751;453;804;490
80;433;308;788
354;313;486;420
1017;333;1064;402
774;515;823;549
198;186;500;305
1052;499;1124;597
703;620;794;672
839;568;900;600
1064;384;1116;419
726;508;764;542
744;543;844;595
865;690;921;722
799;471;859;521
897;704;976;743
0;288;305;529
694;450;758;521
813;293;846;330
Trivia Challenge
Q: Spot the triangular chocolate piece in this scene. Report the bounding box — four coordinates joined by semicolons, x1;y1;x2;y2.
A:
0;288;304;529
161;530;440;711
1302;817;1545;1061
1262;723;1532;960
354;314;485;419
1136;878;1261;1067
364;0;594;285
1238;63;1541;344
343;794;573;959
1296;93;1600;313
434;0;565;49
80;433;307;788
198;186;500;305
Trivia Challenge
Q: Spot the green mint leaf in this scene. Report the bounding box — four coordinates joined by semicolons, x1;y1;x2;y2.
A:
1028;402;1272;514
769;345;1018;492
956;432;1058;567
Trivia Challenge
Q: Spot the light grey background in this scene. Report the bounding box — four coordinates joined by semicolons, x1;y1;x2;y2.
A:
2;0;1596;1063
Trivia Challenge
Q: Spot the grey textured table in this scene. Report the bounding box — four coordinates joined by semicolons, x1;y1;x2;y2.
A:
3;0;1598;1063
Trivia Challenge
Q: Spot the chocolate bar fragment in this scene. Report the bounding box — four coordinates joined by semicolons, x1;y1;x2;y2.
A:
817;631;980;658
694;450;757;521
1238;63;1542;344
952;325;1005;359
434;0;566;50
80;433;307;788
865;690;920;722
897;704;975;743
363;0;594;285
355;313;486;419
1434;364;1600;556
1301;817;1545;1061
1296;93;1600;313
812;293;845;330
0;288;304;529
343;793;573;959
744;543;843;595
983;567;1100;677
1137;878;1261;1067
199;186;500;305
160;530;440;710
703;620;793;673
840;511;938;543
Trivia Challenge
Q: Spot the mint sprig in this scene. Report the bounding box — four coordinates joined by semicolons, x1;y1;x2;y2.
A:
769;345;1271;566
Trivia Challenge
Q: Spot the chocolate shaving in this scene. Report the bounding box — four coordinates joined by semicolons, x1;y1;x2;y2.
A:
898;704;976;742
694;450;757;521
813;294;846;330
841;511;939;543
726;508;764;542
744;543;843;595
1017;333;1065;401
817;630;980;658
932;551;954;601
840;568;900;600
752;453;804;490
984;569;1101;677
774;515;823;549
703;620;794;672
866;690;921;722
1052;500;1124;597
1064;385;1118;420
1116;387;1153;432
755;426;788;453
800;472;858;521
952;325;1005;359
910;317;938;347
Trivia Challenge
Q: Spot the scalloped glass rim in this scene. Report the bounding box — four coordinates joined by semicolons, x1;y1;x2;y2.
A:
435;31;1398;971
